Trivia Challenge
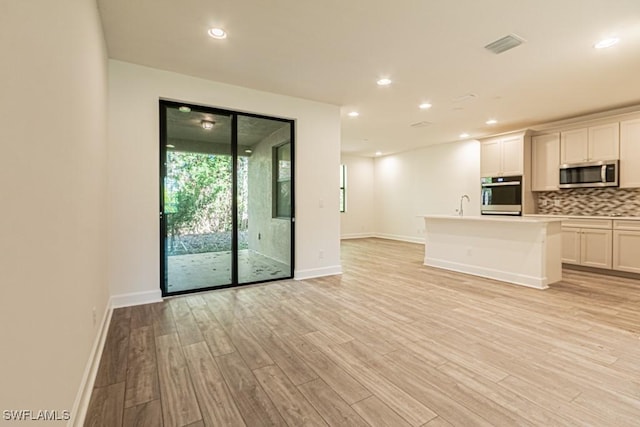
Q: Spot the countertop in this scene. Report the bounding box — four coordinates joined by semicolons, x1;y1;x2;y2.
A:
525;214;640;221
423;215;562;223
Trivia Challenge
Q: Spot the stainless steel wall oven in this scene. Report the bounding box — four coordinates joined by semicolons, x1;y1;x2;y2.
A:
481;176;522;216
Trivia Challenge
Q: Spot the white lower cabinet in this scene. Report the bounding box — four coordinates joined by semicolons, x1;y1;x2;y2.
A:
561;227;581;264
561;219;613;269
561;227;612;268
613;220;640;274
581;229;612;269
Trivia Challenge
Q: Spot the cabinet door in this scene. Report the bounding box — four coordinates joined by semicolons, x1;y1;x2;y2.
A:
561;227;581;264
613;230;640;274
532;133;560;191
620;118;640;188
588;123;619;161
480;139;502;177
501;136;524;176
560;128;588;164
581;229;612;269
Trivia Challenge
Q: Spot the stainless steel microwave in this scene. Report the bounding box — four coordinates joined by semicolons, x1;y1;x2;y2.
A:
559;160;619;189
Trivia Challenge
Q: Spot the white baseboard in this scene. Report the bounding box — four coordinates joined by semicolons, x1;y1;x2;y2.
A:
424;258;548;290
110;289;163;308
294;265;343;280
374;233;425;244
70;289;163;425
69;302;113;427
340;232;375;240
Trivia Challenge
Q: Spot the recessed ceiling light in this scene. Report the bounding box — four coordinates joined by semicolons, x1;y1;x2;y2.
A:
594;37;619;49
486;119;498;125
460;133;470;138
178;106;191;113
348;111;359;117
419;103;432;110
208;28;227;39
244;149;252;154
375;151;382;156
201;120;215;130
376;78;392;86
166;144;175;148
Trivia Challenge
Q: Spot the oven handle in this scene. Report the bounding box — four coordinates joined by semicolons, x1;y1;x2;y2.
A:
481;181;521;187
601;165;606;183
481;211;521;215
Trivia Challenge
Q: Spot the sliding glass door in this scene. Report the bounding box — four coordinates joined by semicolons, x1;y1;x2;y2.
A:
160;101;294;296
237;116;293;285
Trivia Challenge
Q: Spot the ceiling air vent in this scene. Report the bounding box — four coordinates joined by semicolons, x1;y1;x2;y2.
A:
410;121;432;128
452;93;477;103
484;34;525;54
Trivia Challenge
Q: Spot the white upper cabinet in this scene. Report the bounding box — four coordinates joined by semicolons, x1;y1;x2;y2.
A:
501;135;524;176
480;139;502;177
620;118;640;188
531;133;560;191
560;128;589;163
589;123;620;161
560;123;619;164
480;134;523;177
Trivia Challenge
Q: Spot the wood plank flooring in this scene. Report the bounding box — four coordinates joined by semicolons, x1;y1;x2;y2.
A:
85;238;640;426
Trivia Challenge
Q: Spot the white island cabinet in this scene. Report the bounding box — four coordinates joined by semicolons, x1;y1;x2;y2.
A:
423;215;563;289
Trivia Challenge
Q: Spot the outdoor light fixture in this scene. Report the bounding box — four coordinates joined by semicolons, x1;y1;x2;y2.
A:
201;120;215;130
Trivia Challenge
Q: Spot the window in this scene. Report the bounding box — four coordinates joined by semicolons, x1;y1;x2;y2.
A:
273;142;291;218
339;164;346;212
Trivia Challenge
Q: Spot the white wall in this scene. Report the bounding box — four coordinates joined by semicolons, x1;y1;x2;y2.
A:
0;0;109;419
373;140;481;243
340;154;375;238
108;60;342;298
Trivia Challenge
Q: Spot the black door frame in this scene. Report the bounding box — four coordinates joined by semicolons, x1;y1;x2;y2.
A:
159;99;295;297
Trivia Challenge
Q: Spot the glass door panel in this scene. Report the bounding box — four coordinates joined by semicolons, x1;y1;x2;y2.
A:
237;115;293;284
161;103;233;294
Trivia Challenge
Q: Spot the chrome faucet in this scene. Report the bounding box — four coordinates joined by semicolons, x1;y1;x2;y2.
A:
459;194;470;216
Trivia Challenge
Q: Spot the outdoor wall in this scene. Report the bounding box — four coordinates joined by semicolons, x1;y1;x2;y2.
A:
373;140;481;243
247;125;292;265
0;0;110;422
108;60;342;299
340;154;375;239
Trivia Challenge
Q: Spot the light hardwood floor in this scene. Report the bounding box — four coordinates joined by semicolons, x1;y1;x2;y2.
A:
85;238;640;426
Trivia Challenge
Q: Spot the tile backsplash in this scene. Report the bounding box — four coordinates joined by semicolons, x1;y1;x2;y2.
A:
537;188;640;216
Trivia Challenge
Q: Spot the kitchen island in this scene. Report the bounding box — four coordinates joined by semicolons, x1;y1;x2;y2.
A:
423;215;563;289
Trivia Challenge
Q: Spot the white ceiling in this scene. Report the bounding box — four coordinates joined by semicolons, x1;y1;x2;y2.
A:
97;0;640;157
